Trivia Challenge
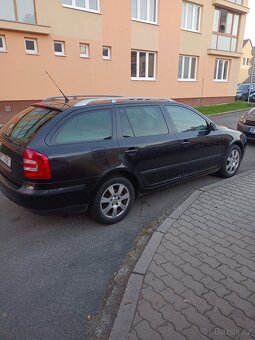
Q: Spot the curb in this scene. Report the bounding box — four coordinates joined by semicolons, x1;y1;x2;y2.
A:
207;107;252;117
109;169;255;340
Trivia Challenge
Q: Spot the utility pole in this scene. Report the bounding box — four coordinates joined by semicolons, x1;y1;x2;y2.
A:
248;46;255;103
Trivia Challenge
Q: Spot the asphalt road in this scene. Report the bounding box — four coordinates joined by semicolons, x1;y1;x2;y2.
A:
0;110;254;340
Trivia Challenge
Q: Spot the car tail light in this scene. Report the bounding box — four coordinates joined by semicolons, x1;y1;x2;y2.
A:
23;148;51;180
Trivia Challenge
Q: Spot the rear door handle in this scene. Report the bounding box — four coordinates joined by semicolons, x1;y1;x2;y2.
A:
181;140;191;148
125;147;138;156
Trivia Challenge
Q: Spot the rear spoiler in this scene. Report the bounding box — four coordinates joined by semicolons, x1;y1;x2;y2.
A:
32;104;63;112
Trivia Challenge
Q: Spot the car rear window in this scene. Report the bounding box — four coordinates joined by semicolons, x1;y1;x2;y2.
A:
1;106;59;145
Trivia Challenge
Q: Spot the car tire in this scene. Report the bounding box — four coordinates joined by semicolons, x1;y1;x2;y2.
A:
217;145;242;178
90;176;135;224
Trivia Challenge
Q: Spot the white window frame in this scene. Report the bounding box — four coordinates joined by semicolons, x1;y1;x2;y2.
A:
227;0;242;4
131;50;156;81
0;35;7;52
80;43;89;58
62;0;100;14
24;38;38;55
54;41;65;56
102;46;111;60
181;1;201;33
132;0;158;24
214;59;229;82
178;55;198;81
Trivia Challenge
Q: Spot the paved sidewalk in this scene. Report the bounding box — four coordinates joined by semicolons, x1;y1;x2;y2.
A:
110;171;255;340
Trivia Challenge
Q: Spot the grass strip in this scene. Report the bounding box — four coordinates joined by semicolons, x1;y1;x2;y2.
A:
195;102;254;116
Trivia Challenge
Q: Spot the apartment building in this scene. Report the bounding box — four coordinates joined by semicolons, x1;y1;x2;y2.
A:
239;38;254;83
0;0;249;122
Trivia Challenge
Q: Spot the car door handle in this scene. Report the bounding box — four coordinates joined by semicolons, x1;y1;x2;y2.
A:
181;140;191;148
125;147;138;156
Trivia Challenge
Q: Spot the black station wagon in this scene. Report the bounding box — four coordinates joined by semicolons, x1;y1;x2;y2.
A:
0;96;247;224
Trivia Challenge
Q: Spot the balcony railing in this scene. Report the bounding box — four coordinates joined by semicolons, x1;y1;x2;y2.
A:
211;33;237;52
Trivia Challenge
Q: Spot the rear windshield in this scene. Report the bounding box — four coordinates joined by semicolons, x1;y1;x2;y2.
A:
238;84;250;91
1;106;59;145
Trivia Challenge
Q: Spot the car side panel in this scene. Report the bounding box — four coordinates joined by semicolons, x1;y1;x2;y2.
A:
115;105;182;188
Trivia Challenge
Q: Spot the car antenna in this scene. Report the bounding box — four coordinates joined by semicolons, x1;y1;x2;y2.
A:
45;71;69;103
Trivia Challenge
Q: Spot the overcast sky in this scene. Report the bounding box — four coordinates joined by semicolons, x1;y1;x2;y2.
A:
245;0;255;45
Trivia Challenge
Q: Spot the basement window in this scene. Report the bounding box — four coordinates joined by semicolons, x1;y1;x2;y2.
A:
24;38;38;55
0;35;7;52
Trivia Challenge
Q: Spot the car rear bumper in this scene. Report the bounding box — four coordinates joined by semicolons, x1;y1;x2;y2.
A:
237;122;255;140
0;172;89;214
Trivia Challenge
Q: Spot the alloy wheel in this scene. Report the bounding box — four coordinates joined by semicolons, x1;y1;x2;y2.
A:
226;149;240;175
100;183;130;219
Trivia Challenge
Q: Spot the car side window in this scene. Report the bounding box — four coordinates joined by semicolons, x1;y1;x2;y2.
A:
123;106;168;137
120;109;134;138
54;109;112;144
165;105;208;134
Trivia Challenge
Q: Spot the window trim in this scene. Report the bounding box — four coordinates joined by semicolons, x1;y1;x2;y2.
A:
213;58;230;82
102;46;111;60
131;0;158;25
80;43;89;58
178;55;198;81
54;41;65;56
24;38;38;55
0;35;7;52
181;1;201;33
131;50;157;81
62;0;100;14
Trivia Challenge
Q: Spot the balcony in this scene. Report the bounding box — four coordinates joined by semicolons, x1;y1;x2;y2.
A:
212;0;249;13
0;0;50;35
0;20;51;35
207;48;242;58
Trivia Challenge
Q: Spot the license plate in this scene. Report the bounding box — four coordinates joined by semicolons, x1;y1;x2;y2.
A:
0;151;11;167
248;127;255;134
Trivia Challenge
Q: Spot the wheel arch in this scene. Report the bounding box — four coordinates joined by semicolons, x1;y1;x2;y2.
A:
231;141;245;157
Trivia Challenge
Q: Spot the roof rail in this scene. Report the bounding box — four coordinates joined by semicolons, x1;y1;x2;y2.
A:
43;95;121;102
74;96;174;106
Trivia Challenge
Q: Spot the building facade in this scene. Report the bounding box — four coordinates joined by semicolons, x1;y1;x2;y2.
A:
0;0;249;123
239;39;254;83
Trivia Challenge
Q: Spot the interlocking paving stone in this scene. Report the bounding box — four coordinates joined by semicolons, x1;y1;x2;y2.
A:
114;173;255;340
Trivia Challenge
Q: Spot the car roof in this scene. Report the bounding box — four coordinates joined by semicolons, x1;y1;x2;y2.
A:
36;96;175;111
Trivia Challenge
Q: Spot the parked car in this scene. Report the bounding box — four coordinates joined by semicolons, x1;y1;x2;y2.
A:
0;96;247;224
237;107;255;140
236;83;255;101
248;92;255;102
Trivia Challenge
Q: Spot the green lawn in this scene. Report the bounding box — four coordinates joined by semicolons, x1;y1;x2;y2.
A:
195;102;254;116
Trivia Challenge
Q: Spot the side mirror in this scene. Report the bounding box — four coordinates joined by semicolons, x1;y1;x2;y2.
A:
208;122;216;131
